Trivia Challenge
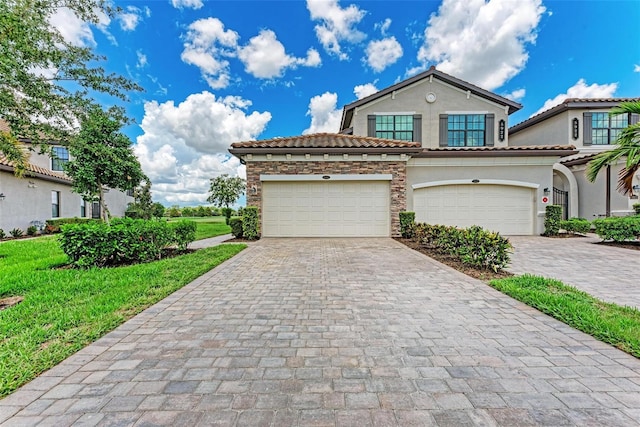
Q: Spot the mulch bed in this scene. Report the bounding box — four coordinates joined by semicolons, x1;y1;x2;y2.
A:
394;238;513;282
596;241;640;251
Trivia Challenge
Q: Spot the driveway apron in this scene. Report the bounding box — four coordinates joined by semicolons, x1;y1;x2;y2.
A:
1;238;640;426
508;235;640;310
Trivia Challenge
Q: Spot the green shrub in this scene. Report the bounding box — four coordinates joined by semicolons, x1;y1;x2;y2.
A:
59;219;188;268
242;206;259;240
229;217;243;238
560;217;591;235
634;203;640;215
26;226;37;236
221;207;233;225
9;228;23;238
399;212;415;238
45;217;96;234
593;216;640;242
410;222;511;272
0;229;5;239
170;219;197;251
543;205;562;236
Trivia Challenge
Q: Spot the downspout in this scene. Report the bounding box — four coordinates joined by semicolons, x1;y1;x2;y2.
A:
606;165;611;217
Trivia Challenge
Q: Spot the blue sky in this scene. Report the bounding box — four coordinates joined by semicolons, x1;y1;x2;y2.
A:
53;0;640;206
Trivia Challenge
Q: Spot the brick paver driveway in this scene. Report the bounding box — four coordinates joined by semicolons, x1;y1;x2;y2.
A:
508;235;640;310
2;238;640;426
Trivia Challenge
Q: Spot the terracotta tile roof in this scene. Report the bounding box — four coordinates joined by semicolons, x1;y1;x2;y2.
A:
0;154;72;183
414;145;578;158
510;97;640;134
230;133;423;151
558;152;597;166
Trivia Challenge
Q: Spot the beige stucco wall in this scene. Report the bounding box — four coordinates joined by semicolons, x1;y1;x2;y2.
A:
509;112;570;146
407;157;559;235
0;172;133;233
350;78;510;148
569;163;634;219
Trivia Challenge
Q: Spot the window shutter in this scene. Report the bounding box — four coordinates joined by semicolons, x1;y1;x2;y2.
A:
630;113;639;125
439;114;448;147
367;115;376;137
583;112;593;145
413;114;422;143
485;113;495;147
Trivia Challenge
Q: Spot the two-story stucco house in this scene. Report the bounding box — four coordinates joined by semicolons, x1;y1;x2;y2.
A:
0;121;133;233
509;99;640;220
230;67;576;237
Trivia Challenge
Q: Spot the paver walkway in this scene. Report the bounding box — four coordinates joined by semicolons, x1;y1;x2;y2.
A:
508;235;640;309
1;238;640;426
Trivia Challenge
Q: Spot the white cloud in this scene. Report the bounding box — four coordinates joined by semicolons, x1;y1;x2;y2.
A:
181;18;240;89
49;7;96;47
365;37;403;72
303;92;342;134
635;64;640;73
136;51;148;69
171;0;203;10
530;79;618;117
134;92;270;206
353;82;378;99
416;0;545;90
503;88;526;102
375;18;392;36
118;6;148;31
237;30;321;79
306;0;366;60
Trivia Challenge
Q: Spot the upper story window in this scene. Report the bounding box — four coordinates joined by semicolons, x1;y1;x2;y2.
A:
591;112;628;145
51;146;69;171
439;113;495;147
367;114;421;142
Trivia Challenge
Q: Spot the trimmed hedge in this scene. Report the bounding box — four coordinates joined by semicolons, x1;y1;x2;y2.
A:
45;217;97;234
399;211;415;238
229;217;243;239
412;222;511;272
593;216;640;242
242;206;259;240
59;218;197;268
543;205;562;236
560;217;591;235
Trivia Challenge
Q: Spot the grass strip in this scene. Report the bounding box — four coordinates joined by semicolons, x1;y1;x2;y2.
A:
490;274;640;357
0;237;245;397
168;216;231;240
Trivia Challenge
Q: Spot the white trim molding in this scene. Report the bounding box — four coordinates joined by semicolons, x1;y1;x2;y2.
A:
412;179;540;190
261;174;393;182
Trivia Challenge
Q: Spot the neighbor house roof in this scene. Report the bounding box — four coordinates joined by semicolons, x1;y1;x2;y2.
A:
229;133;423;156
340;66;523;132
412;145;578;158
558;152;597;167
0;155;72;184
509;98;640;135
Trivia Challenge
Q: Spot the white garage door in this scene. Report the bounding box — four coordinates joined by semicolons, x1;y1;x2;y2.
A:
413;184;535;235
262;181;390;237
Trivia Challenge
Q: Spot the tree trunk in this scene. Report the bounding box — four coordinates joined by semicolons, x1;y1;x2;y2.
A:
98;184;111;224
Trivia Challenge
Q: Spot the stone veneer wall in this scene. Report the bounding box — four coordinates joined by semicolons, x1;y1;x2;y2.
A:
246;161;408;236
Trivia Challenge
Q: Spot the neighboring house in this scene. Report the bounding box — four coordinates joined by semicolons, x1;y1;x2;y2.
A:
0;121;133;233
509;99;640;220
230;67;576;237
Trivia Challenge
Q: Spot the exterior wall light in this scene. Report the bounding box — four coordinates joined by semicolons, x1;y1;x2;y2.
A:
0;193;5;201
633;185;640;192
543;187;550;196
572;118;579;140
251;185;258;195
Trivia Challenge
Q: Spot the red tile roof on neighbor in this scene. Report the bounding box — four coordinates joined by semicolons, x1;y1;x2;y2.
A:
413;145;578;158
509;97;640;134
229;133;423;154
0;154;72;183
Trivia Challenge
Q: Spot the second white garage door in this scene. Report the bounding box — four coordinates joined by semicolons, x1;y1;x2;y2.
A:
262;181;390;237
413;184;535;235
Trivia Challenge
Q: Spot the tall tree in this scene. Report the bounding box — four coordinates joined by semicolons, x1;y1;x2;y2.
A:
207;174;246;208
0;0;142;171
65;105;145;222
587;101;640;195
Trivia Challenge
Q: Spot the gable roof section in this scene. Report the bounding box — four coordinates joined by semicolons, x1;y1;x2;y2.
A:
413;145;578;158
510;98;640;135
340;66;522;131
229;133;423;156
0;154;72;184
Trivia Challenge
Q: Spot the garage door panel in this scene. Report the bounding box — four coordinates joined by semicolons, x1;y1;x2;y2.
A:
262;181;390;237
414;184;534;235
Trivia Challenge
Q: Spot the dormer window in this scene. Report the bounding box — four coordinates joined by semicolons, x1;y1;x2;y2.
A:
591;112;628;145
439;113;495;147
51;146;69;171
367;114;422;142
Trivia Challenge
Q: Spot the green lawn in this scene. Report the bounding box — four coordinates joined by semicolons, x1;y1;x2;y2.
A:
0;236;245;397
490;274;640;357
168;216;231;240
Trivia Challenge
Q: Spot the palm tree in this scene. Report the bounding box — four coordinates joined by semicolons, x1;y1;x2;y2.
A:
587;101;640;195
0;130;28;177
